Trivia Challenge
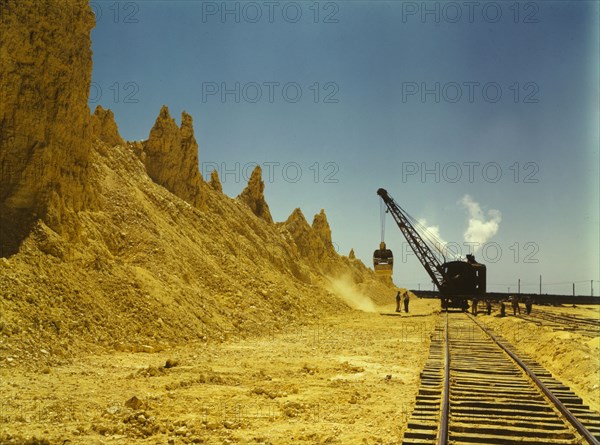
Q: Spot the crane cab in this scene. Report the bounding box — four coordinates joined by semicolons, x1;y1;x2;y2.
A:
373;242;393;276
441;254;486;296
440;254;486;310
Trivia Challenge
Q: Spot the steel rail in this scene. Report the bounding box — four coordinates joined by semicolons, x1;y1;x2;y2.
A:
437;311;449;445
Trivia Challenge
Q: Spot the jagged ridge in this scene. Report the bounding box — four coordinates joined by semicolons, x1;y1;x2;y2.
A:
0;0;395;364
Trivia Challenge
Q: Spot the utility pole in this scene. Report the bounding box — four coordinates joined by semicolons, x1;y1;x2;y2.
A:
573;283;575;297
539;275;542;295
592;280;594;297
518;279;521;295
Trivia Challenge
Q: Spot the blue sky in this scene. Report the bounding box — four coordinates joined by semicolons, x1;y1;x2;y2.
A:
90;1;599;295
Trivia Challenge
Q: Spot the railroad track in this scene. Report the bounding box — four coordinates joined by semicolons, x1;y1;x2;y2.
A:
402;312;600;445
520;308;600;337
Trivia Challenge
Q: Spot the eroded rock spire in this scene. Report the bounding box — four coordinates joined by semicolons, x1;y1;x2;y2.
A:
143;106;206;209
238;166;273;223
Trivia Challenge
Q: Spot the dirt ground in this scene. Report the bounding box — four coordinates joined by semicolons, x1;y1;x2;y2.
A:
0;299;440;445
2;300;598;445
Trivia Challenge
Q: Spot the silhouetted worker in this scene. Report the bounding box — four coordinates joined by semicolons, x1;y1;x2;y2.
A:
403;291;410;313
511;296;521;316
486;299;492;315
395;291;401;313
472;298;479;315
525;296;533;315
500;301;506;317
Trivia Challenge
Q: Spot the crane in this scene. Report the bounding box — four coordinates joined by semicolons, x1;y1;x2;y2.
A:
377;188;486;310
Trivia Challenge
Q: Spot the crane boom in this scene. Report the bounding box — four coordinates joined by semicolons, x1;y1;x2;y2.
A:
377;188;446;290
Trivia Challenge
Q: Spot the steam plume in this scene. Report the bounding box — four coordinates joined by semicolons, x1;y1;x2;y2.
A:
459;194;501;250
417;218;447;252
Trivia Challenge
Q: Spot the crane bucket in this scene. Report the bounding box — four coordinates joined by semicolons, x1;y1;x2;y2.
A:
373;241;394;276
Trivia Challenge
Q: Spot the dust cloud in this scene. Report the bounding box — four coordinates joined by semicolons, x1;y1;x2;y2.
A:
328;276;378;312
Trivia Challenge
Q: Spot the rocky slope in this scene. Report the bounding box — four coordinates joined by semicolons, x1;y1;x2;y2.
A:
0;133;394;364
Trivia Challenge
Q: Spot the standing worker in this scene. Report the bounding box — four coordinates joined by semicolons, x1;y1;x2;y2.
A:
500;301;506;317
511;296;521;316
403;291;410;313
486;299;492;315
395;291;401;313
472;297;479;315
525;296;533;315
